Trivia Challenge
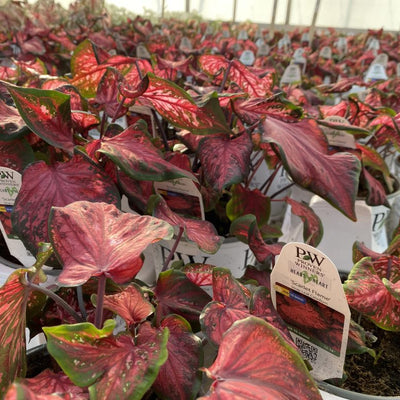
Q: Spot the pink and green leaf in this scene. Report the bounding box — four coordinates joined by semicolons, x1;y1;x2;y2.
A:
181;263;214;287
11;157;120;259
153;314;203;400
344;257;400;331
262;117;361;220
44;321;168;400
199;317;322;400
198;132;253;192
0;100;29;140
148;194;223;254
4;84;74;154
49;201;173;285
285;197;323;246
361;167;390;207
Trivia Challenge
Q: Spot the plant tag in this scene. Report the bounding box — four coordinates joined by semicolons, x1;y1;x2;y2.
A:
179;37;193;51
336;37;347;54
255;37;265;48
129;105;157;137
321;116;356;149
280;63;301;86
367;38;380;52
0;167;21;205
371;53;388;68
271;242;350;381
222;29;230;38
154;178;205;220
237;30;248;40
257;43;270;57
364;63;387;83
136;43;151;59
320;46;332;59
239;50;255;66
278;33;291;49
301;32;309;44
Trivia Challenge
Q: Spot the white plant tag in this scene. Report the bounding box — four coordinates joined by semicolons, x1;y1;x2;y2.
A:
222;29;230;38
280;63;301;86
301;32;309;44
0;168;21;205
237;30;248;40
320;46;332;59
371;53;388;68
271;242;350;381
239;50;255;66
136;43;151;59
367;38;380;52
154;178;205;220
321;116;356;149
257;43;270;57
336;37;347;54
179;37;193;51
364;63;388;83
255;37;265;48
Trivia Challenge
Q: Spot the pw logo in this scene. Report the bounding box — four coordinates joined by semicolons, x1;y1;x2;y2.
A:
301;270;318;284
296;246;325;266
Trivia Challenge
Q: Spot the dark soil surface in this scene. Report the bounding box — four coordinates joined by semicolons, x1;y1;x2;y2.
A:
335;320;400;396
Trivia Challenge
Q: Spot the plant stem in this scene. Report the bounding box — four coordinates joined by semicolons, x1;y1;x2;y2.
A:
99;111;108;139
162;226;184;272
111;95;127;124
270;181;295;199
246;153;265;188
387;257;392;280
259;161;282;194
95;275;107;329
27;281;84;323
76;286;87;321
219;61;232;92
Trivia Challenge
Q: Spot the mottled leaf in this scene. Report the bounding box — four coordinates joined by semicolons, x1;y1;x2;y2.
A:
181;263;214;287
285;197;323;246
262;118;361;220
361;167;390;207
198;132;252;192
11;156;120;259
154;269;211;327
153;314;203;400
0;138;34;172
0;100;29;140
199;317;322;400
148;194;223;254
344;257;400;331
49;201;173;285
44;321;168;400
4;83;74;154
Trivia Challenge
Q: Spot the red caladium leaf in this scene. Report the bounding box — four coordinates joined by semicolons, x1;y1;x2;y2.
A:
0;268;32;397
153;314;203;400
101;284;154;327
156;55;193;73
198;55;229;81
0;100;29;140
118;74;149;99
262;117;361;221
96;124;196;182
284;197;323;247
0;66;18;82
49;201;173;285
344;257;400;331
200;268;251;345
200;317;322;400
0;137;34;172
230;214;283;263
352;240;384;263
4;382;67;399
232;95;303;125
346;320;376;357
181;263;214;287
4;83;74;154
154;269;211;327
148;194;223;254
71;111;100;133
318;77;366;93
44;320;168;400
361;167;390;207
141;74;231;135
226;184;271;227
11;369;88;399
198;132;253;192
11;156;120;258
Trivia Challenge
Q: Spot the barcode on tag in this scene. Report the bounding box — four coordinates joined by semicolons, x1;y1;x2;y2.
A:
296;337;318;362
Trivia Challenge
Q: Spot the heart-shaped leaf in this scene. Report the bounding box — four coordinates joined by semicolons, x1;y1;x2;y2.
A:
284;197;323;247
11;156;120;259
198;132;253;192
154;269;211;327
44;320;168;400
361;167;390;207
97;124;196;182
262;117;361;220
200;268;251;345
226;184;271;227
4;83;74;154
200;317;322;400
49;201;174;285
0;100;29;140
141;74;231;135
101;284;154;327
344;257;400;331
148;194;223;254
153;314;203;400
